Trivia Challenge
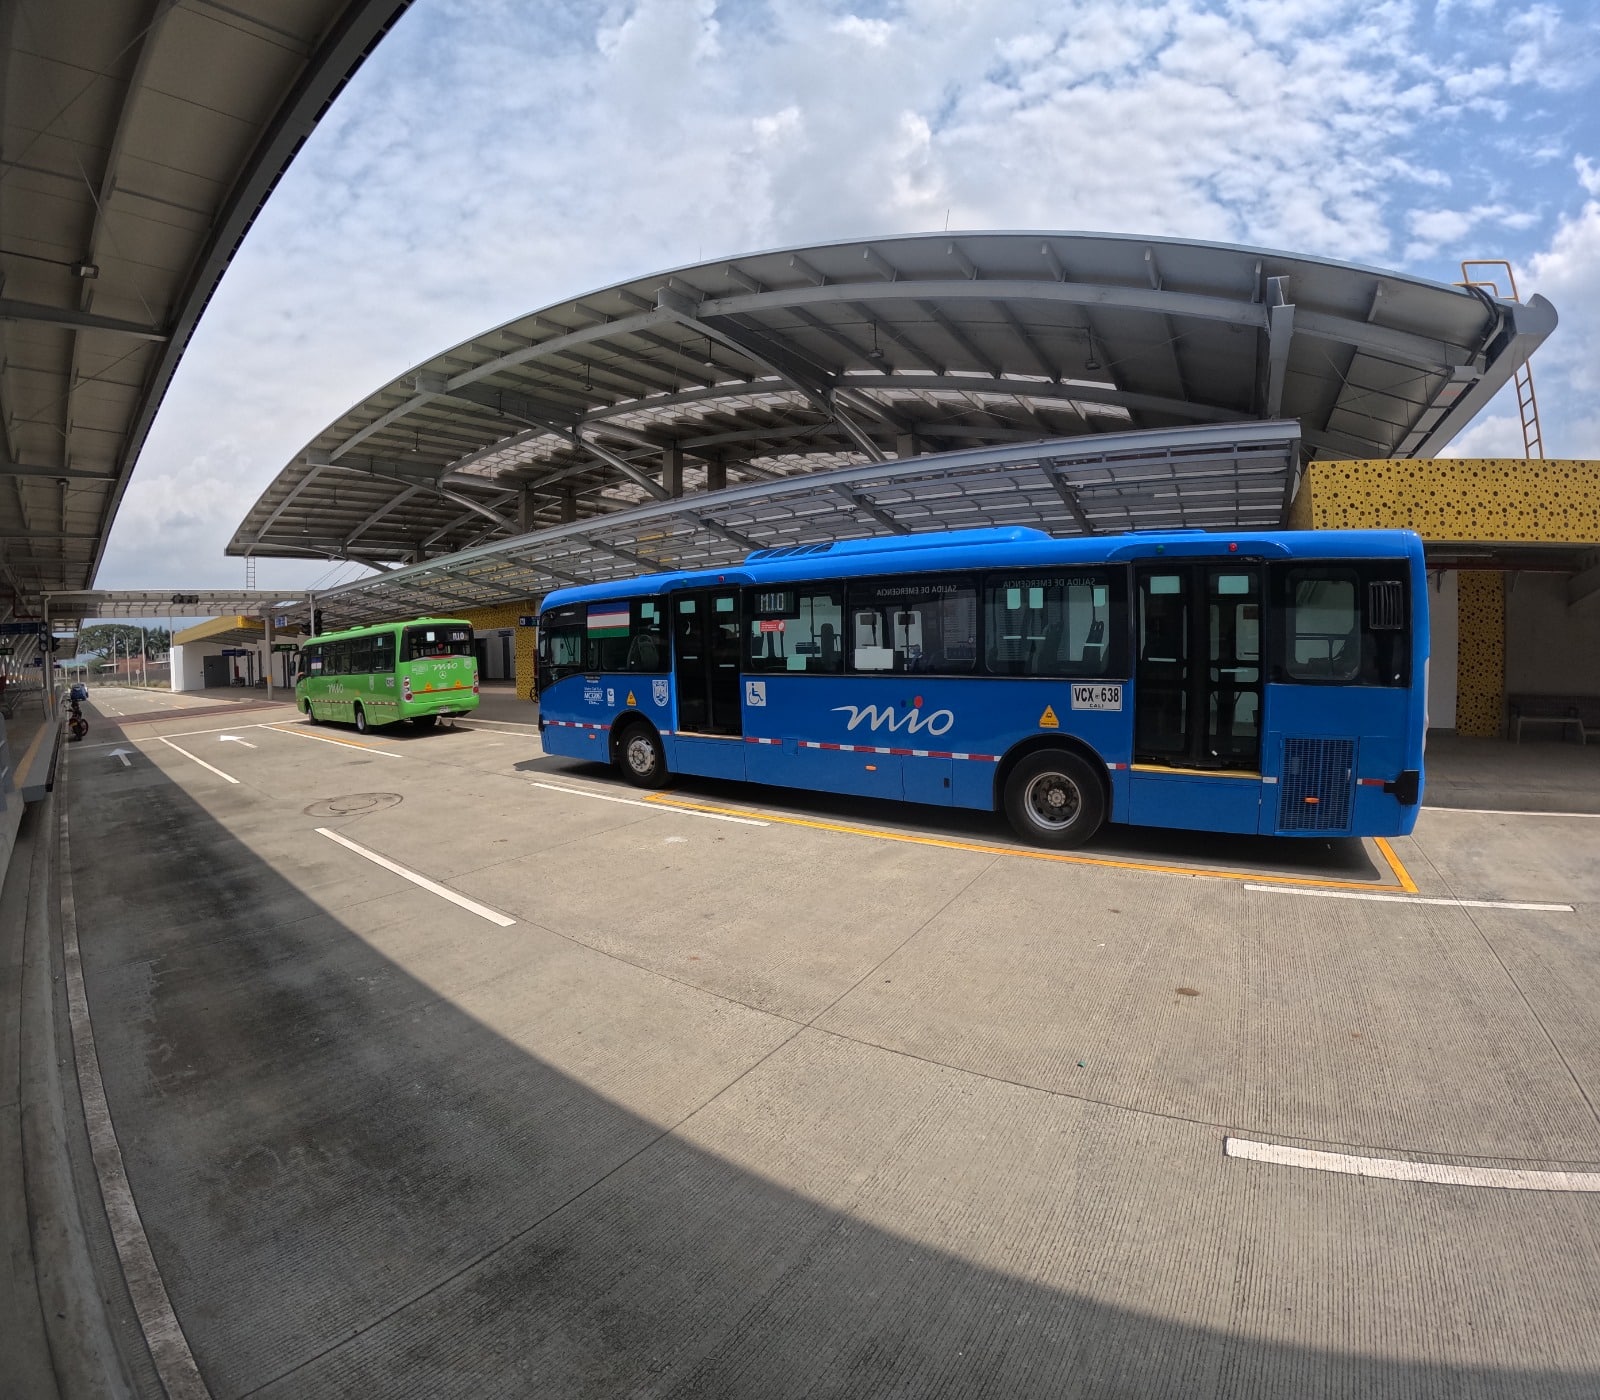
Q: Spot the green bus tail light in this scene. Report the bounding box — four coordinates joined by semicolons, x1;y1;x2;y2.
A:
402;676;412;701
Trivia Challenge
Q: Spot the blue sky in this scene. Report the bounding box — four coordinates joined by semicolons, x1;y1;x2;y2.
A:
100;0;1600;591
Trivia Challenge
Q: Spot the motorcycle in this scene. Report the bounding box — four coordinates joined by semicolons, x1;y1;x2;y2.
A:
66;696;88;741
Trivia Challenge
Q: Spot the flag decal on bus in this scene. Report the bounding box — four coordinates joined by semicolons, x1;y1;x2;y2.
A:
587;603;629;637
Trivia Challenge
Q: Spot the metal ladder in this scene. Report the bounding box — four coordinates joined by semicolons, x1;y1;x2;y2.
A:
1458;260;1544;459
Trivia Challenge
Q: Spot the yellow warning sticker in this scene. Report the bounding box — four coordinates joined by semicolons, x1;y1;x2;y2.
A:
1039;704;1059;729
626;690;637;706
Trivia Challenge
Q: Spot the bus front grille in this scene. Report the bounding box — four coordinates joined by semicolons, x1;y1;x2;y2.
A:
1277;738;1355;832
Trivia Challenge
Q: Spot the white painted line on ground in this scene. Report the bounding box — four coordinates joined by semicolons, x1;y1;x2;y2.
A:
58;788;212;1398
1243;883;1574;913
108;748;133;768
156;720;286;741
1226;1137;1600;1192
1424;805;1600;819
316;828;516;926
264;723;404;758
526;779;768;826
218;734;257;748
456;717;542;733
156;737;239;784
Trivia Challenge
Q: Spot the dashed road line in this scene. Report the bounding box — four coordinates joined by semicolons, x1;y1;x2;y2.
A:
315;828;516;926
1226;1137;1600;1191
527;780;767;826
1424;805;1600;819
264;723;404;758
155;737;239;784
1243;883;1574;912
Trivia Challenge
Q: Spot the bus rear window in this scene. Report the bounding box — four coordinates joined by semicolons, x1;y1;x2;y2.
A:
1273;564;1409;686
405;625;473;661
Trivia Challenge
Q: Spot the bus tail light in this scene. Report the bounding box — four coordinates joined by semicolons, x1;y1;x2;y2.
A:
402;676;412;701
473;680;480;695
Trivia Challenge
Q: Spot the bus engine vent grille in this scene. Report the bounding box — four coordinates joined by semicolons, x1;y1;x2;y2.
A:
1278;738;1355;832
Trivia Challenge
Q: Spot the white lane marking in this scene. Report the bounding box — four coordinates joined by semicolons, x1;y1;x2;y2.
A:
156;721;286;741
156;737;239;784
526;780;768;826
263;724;404;758
456;717;542;733
1424;805;1600;819
1226;1137;1600;1192
1243;883;1574;913
218;734;257;748
315;828;516;926
58;790;212;1398
108;748;133;768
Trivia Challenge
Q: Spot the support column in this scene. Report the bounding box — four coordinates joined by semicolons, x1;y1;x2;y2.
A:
518;487;537;533
1455;570;1505;738
894;433;920;460
265;613;274;702
663;445;684;498
705;458;726;493
559;487;577;523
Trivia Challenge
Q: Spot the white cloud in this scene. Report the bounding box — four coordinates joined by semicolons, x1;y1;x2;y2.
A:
94;0;1600;588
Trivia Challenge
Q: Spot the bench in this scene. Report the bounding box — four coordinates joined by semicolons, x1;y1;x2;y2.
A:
1508;693;1600;745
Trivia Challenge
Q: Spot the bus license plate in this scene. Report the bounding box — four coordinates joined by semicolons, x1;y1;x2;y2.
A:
1070;683;1123;712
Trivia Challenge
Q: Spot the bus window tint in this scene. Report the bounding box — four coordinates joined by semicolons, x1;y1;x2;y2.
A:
848;577;977;674
405;625;473;661
984;572;1117;677
1274;564;1408;685
625;600;667;672
746;585;844;672
538;604;586;685
1283;570;1359;680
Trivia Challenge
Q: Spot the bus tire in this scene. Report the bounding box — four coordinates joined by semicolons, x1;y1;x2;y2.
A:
1003;749;1105;848
303;700;319;724
616;722;669;789
353;704;369;735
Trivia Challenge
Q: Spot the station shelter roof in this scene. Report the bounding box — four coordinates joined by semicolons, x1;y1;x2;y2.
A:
0;0;412;605
232;230;1556;574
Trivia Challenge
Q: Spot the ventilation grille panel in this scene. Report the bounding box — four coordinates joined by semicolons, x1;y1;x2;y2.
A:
1278;737;1355;832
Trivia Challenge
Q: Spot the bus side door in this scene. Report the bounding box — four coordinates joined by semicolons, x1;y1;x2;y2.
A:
669;589;746;779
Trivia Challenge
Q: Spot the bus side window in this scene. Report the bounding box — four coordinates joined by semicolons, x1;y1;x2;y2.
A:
744;585;843;673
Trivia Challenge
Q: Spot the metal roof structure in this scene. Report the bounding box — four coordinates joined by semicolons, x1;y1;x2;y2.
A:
0;0;412;603
41;588;309;628
232;230;1556;569
311;421;1301;626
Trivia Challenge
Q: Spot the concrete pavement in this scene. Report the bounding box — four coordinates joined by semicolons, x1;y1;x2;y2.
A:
29;684;1600;1396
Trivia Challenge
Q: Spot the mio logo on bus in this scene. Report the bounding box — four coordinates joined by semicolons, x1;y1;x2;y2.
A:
832;701;956;737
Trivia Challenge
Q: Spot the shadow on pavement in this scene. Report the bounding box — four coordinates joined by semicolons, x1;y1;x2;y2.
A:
66;744;1585;1398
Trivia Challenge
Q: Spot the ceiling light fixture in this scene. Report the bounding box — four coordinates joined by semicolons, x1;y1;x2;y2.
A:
71;261;98;279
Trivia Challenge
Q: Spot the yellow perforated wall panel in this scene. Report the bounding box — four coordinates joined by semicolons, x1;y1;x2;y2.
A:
1289;459;1600;542
1455;572;1506;738
456;602;538;699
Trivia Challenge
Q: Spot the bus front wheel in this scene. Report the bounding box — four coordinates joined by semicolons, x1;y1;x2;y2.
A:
1003;750;1105;848
617;723;669;790
353;704;369;735
303;701;319;724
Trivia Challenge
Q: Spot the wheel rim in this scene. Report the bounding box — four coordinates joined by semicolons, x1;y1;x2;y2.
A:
626;735;656;776
1023;769;1082;831
355;709;366;732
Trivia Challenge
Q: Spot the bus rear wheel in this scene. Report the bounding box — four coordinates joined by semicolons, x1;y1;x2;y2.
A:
617;722;669;789
353;704;369;735
1003;750;1105;848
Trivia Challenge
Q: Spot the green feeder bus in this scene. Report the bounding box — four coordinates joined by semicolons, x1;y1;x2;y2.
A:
295;617;480;731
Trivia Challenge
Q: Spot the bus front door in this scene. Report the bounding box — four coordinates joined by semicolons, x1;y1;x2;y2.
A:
670;590;744;773
1130;562;1263;831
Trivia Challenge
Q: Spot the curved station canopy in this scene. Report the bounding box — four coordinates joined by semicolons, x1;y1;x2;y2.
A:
233;230;1555;582
0;0;412;604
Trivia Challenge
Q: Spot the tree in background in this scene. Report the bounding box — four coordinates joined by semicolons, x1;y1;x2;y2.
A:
77;623;171;658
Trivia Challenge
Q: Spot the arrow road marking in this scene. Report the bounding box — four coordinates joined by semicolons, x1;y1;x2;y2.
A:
219;735;257;748
108;748;133;768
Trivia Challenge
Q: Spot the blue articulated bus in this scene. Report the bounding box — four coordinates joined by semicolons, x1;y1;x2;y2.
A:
535;526;1428;848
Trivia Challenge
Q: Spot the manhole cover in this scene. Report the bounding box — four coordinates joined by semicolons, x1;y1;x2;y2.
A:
303;793;404;817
